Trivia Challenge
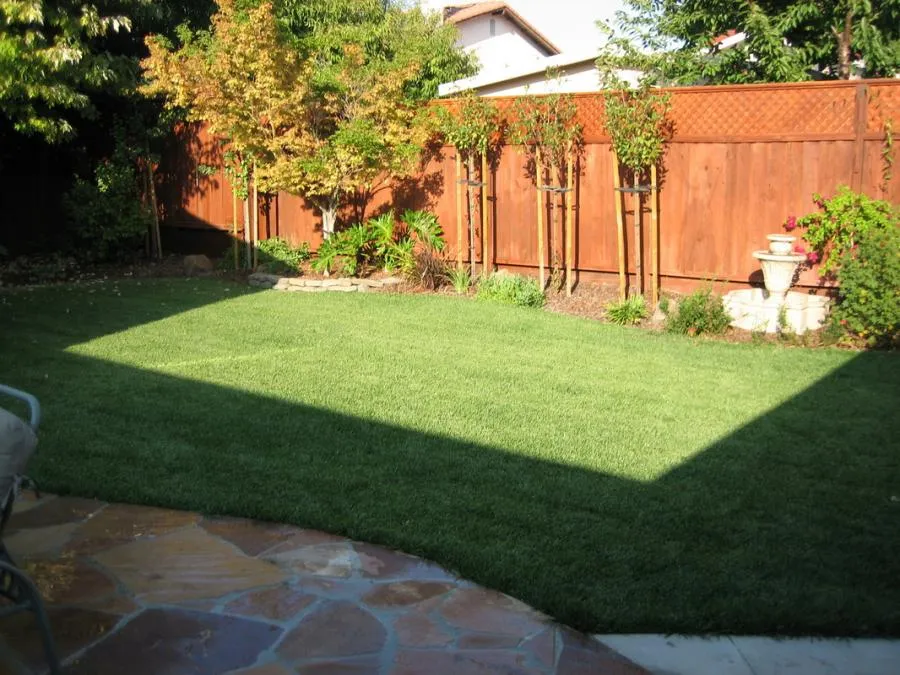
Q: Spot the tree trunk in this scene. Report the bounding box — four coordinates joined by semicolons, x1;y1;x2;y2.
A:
836;10;854;79
322;206;337;240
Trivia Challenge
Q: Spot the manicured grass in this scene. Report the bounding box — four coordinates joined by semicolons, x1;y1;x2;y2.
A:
1;278;898;636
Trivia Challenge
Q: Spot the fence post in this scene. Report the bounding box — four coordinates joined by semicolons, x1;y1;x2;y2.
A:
851;83;869;192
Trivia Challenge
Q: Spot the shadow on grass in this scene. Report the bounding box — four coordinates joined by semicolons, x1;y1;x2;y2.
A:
1;280;898;637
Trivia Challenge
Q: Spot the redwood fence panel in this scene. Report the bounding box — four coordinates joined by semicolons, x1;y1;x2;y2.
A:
158;79;899;292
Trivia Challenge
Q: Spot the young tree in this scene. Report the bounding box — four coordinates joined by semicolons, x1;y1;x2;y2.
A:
142;0;439;238
599;0;900;84
0;0;136;141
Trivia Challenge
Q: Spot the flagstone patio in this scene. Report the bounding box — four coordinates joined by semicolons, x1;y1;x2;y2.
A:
0;495;647;675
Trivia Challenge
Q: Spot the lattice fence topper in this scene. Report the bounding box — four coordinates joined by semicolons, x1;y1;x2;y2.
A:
434;80;900;143
868;82;900;134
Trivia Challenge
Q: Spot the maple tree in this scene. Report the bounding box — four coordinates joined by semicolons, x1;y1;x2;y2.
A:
142;0;438;237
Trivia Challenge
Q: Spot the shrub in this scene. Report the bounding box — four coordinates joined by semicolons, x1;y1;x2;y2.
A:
666;288;731;336
831;226;899;348
310;210;446;280
64;128;152;262
606;295;648;325
256;238;310;274
477;273;545;308
446;267;472;295
788;187;897;275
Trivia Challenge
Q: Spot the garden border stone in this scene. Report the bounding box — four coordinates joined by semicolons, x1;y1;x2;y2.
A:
249;273;401;293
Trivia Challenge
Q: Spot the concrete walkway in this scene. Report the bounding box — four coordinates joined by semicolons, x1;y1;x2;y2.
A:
596;634;900;675
3;495;896;674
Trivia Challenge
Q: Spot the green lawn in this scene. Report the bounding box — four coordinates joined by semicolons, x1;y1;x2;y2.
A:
1;278;898;636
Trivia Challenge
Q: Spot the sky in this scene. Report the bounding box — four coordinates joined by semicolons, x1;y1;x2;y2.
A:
420;0;625;53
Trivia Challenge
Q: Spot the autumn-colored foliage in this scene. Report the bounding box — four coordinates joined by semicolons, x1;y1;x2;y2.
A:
141;0;433;236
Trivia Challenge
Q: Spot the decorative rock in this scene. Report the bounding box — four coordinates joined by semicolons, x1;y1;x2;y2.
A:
252;275;400;294
184;254;214;276
249;273;281;287
354;543;448;580
264;529;348;553
265;542;356;577
66;608;282;675
276;601;387;661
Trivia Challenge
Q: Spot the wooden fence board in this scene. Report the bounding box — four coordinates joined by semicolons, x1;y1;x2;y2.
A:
158;79;900;291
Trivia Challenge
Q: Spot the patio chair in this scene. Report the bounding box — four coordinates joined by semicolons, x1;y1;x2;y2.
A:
0;385;61;675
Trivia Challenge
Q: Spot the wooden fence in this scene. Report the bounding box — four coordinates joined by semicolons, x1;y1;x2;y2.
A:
157;79;900;292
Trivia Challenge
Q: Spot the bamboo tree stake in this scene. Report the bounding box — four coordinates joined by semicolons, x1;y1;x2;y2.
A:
467;155;476;278
232;191;239;271
481;152;490;277
243;197;251;268
252;161;259;269
455;149;463;270
633;174;642;296
535;149;545;289
612;151;626;300
566;151;574;297
650;163;660;307
550;161;559;283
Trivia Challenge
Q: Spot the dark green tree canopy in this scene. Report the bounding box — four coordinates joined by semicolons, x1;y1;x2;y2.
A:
599;0;900;84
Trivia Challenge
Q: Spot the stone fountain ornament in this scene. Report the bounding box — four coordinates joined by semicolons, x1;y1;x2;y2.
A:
724;235;830;334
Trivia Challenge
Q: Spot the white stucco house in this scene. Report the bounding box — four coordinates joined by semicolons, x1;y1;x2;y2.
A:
435;2;637;97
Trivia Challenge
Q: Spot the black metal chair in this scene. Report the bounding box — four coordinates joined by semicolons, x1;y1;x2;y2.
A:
0;385;61;675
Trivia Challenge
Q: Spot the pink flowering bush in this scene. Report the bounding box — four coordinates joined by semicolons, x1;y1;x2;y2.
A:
785;186;896;277
784;186;898;346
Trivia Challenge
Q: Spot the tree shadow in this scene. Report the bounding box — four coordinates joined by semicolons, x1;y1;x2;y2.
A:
1;282;897;638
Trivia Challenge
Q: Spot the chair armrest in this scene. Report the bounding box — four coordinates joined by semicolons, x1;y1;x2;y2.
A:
0;386;41;431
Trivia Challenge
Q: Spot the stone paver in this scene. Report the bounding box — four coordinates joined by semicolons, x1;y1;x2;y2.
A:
66;609;282;675
3;496;650;675
92;526;288;603
277;601;387;661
